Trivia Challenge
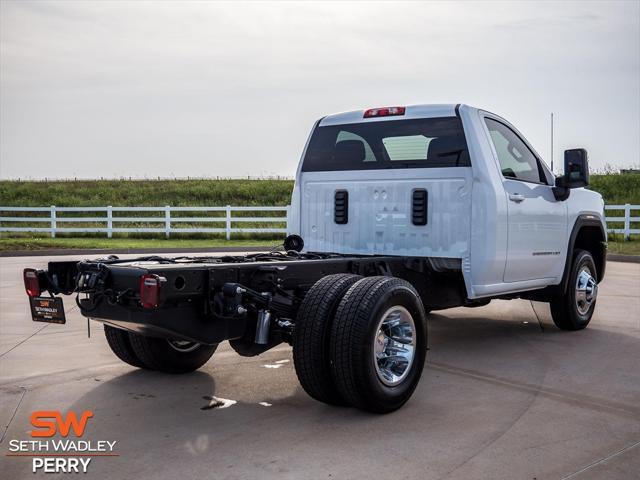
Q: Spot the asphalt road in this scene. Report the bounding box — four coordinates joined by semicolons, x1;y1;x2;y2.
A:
1;253;639;480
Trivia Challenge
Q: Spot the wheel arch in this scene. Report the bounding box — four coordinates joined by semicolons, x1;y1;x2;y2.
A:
561;215;607;294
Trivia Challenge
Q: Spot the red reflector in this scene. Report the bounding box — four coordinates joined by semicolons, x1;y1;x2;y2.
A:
363;106;406;118
24;268;41;298
139;274;164;309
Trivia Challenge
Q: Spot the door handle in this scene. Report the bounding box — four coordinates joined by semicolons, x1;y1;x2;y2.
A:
509;193;525;203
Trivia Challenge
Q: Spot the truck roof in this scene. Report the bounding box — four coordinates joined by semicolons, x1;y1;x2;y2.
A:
319;103;469;126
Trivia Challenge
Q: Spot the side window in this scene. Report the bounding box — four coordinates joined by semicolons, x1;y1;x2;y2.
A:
485;118;545;184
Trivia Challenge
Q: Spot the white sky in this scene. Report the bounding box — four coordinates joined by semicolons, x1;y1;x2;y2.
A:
1;0;638;179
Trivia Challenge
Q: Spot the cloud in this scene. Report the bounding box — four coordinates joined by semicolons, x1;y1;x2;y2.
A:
1;0;638;178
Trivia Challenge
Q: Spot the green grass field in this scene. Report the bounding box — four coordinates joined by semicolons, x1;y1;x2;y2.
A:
1;175;638;254
0;237;276;251
0;174;636;207
588;174;640;204
0;179;293;246
607;239;640;256
0;179;294;207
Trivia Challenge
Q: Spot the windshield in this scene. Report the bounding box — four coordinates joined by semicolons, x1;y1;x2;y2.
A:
301;117;470;172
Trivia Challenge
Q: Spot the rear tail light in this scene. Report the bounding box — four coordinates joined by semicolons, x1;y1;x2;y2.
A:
139;274;165;309
363;106;405;118
24;268;41;298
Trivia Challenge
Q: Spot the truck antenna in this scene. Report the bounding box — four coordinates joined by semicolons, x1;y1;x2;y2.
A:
550;112;554;173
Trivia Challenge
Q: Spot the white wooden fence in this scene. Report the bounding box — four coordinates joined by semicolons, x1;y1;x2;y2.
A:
0;204;637;240
0;206;289;239
604;204;639;239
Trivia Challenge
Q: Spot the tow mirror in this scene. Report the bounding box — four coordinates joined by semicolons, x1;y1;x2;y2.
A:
553;148;589;201
563;148;589;188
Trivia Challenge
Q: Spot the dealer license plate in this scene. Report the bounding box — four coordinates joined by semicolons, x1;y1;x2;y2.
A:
29;296;66;324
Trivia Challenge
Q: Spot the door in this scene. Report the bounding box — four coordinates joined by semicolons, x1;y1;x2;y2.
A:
484;118;567;282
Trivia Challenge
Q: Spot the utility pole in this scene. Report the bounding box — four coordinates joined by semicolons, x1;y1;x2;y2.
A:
550;112;554;173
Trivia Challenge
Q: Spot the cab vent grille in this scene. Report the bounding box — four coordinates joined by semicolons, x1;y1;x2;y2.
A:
412;189;428;225
334;190;349;224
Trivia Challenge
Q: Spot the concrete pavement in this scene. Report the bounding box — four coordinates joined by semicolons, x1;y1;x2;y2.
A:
1;253;639;479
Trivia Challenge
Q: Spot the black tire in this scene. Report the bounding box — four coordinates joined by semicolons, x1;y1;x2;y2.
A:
128;334;217;373
330;276;428;413
103;324;146;368
293;273;362;405
550;249;598;331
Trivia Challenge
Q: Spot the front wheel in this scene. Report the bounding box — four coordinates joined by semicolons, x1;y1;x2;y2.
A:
550;249;598;331
128;334;217;373
329;276;428;413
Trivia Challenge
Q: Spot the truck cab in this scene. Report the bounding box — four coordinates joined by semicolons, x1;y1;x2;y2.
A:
289;103;606;300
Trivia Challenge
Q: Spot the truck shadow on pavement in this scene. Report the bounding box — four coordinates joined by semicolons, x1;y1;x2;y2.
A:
67;309;640;425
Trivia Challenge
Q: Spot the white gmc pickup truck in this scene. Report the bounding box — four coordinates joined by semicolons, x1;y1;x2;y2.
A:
24;103;606;413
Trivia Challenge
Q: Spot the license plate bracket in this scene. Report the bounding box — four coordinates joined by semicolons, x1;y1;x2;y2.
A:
29;296;66;324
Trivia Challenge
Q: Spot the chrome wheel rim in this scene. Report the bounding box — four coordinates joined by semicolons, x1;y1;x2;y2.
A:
373;306;416;387
167;339;200;353
575;266;597;316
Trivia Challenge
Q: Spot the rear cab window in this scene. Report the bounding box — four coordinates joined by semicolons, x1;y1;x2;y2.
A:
301;117;470;172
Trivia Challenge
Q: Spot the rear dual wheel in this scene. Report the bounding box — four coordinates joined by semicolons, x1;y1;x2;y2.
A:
330;276;428;413
104;324;146;369
293;274;362;405
293;275;428;413
103;325;217;373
